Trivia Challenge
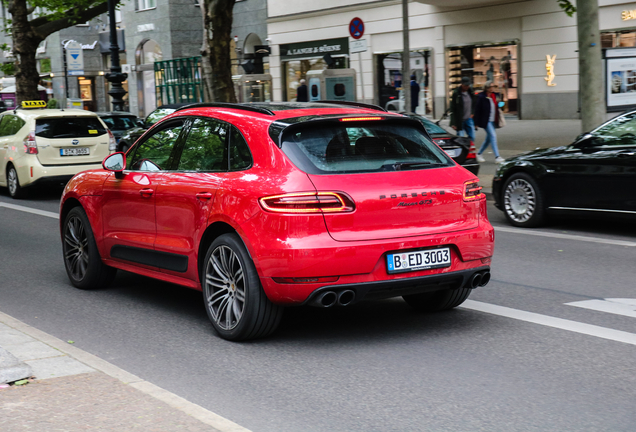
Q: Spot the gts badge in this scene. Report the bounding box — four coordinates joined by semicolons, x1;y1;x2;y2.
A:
380;191;446;208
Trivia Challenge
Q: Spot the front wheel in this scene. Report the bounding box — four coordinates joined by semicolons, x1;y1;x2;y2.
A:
502;173;546;227
62;207;116;289
403;287;472;312
202;234;283;341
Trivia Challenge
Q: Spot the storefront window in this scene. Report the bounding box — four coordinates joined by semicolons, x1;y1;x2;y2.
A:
78;77;95;111
375;51;431;114
282;57;348;101
447;43;518;114
602;31;636;48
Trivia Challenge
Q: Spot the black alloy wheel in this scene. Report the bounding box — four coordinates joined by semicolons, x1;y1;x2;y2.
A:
403;287;472;312
202;233;283;341
7;165;25;199
63;207;117;289
502;172;546;228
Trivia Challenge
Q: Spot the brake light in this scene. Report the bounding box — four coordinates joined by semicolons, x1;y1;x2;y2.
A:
464;179;484;201
466;141;476;160
107;129;117;152
259;192;355;214
339;117;383;122
24;131;37;154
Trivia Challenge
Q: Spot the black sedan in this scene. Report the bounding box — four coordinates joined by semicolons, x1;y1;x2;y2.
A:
493;110;636;227
96;112;142;144
407;114;479;175
116;103;189;153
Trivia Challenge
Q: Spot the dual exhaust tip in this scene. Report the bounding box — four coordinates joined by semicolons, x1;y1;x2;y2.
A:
312;290;355;308
469;271;491;289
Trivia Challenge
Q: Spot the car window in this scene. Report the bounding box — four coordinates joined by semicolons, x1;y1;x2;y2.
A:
177;118;228;172
145;108;177;127
280;120;452;175
0;115;13;137
35;117;107;138
127;122;184;171
100;116;138;131
592;112;636;146
229;126;252;171
417;117;447;135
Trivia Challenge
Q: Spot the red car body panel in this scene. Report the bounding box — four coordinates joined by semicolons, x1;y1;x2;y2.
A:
60;104;495;306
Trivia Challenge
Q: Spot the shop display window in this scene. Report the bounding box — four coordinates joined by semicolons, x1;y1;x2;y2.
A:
283;57;347;101
447;44;517;114
375;51;432;115
602;31;636;48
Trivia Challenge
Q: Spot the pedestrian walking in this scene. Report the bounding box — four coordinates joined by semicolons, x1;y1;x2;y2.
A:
449;76;476;142
296;79;308;102
410;75;420;113
474;81;504;163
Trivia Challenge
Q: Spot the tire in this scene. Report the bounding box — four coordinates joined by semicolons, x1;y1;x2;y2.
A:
502;172;546;228
403;287;472;312
62;207;116;290
202;233;283;341
7;165;25;199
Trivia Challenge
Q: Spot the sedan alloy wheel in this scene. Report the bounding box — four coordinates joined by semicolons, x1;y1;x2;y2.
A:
503;173;545;227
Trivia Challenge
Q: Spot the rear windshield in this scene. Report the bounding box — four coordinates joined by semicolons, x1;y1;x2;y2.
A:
36;117;107;139
100;116;138;131
280;120;453;174
417;116;448;135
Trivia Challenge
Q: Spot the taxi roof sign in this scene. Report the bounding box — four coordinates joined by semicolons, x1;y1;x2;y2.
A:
21;100;47;109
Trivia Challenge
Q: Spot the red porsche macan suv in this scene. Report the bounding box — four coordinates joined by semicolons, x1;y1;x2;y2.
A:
60;102;494;341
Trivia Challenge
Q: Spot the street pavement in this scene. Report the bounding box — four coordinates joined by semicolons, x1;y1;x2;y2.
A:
2;118;635;432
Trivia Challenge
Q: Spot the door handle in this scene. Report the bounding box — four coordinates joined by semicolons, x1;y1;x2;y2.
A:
139;188;154;198
196;192;213;200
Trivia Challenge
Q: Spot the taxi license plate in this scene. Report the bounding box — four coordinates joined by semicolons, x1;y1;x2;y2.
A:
387;247;451;274
60;148;89;156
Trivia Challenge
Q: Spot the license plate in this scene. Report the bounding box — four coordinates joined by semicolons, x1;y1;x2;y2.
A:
387;247;451;274
444;148;462;158
60;147;89;156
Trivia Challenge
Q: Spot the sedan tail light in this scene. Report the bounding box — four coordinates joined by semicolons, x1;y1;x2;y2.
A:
466;140;477;160
107;129;117;152
259;192;355;214
24;131;37;154
463;179;484;201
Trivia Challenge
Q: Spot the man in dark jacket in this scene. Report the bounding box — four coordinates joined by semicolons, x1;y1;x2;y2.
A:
410;75;420;113
449;76;476;142
296;79;308;102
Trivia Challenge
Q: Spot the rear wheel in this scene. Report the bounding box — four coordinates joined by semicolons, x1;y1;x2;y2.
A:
63;207;116;289
403;288;472;312
7;165;25;199
202;234;283;341
502;173;545;227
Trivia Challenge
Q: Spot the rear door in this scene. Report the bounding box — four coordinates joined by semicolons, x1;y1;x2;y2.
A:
34;116;109;165
280;119;478;242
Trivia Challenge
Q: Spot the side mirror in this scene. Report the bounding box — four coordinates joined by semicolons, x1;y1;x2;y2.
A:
136;119;145;127
573;133;595;148
102;152;126;172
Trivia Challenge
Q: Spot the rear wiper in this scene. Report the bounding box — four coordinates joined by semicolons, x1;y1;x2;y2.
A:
388;162;436;170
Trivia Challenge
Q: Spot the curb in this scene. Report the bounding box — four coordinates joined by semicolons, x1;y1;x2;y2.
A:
0;311;251;432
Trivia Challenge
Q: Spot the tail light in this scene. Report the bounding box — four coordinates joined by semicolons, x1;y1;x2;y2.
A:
24;131;37;154
463;179;484;201
259;192;355;214
107;129;117;152
466;140;477;160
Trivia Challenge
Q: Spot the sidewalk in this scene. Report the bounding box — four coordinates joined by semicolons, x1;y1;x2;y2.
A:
438;118;583;195
0;311;248;432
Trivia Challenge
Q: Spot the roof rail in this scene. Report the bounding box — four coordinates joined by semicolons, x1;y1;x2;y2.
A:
313;100;387;112
175;103;275;116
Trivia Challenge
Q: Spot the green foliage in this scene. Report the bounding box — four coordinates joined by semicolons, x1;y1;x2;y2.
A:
47;98;59;109
26;0;109;25
557;0;576;17
0;62;16;76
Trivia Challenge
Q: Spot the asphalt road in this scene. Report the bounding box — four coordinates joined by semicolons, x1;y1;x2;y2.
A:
1;185;635;432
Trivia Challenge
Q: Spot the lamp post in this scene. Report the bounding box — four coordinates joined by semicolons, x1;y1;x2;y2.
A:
104;0;127;111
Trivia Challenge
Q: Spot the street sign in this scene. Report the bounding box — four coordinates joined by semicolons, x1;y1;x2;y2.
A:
349;17;364;40
65;40;84;76
350;39;367;54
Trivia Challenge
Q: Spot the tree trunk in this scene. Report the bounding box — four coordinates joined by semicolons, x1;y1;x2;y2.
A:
201;0;237;103
9;0;43;103
576;0;605;131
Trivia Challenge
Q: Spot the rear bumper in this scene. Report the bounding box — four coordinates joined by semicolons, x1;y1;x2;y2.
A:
16;157;103;188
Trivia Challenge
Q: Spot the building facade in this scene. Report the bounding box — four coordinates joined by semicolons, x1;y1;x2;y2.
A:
267;0;636;119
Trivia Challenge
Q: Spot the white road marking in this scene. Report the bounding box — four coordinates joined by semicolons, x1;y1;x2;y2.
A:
566;298;636;319
0;202;59;219
494;225;636;247
462;300;636;346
